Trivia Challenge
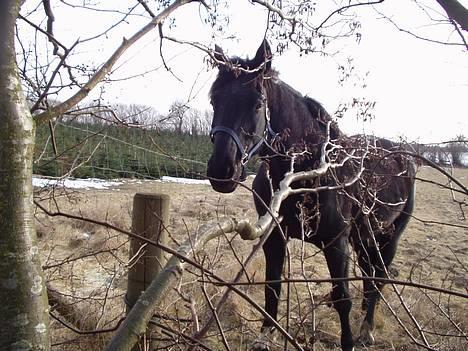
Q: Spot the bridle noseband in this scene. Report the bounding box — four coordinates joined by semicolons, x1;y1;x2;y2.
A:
210;95;277;168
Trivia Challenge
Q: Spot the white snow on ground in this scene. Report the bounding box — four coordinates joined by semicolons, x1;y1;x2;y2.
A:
33;176;123;189
161;176;210;185
32;175;210;189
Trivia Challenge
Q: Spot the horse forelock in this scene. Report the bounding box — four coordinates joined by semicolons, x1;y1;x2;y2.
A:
210;55;279;99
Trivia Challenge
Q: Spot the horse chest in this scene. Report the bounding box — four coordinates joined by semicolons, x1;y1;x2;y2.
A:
278;190;353;244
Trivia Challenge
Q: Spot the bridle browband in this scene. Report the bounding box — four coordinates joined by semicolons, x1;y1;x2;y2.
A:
209;94;277;168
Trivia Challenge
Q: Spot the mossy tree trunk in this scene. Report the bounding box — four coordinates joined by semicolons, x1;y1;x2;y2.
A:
0;1;50;350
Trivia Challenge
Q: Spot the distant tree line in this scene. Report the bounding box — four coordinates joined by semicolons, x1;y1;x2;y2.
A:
34;101;214;179
59;100;212;135
418;135;468;167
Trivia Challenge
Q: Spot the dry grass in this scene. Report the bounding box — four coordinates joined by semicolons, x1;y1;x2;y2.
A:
34;166;467;350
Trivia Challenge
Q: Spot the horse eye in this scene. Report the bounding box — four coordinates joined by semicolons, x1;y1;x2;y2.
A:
255;102;263;111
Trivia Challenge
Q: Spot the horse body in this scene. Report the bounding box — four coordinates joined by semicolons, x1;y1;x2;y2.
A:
207;41;416;351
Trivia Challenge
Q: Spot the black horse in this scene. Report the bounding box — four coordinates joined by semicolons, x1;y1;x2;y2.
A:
206;40;415;351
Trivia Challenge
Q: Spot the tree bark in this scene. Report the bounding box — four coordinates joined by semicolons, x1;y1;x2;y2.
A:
436;0;468;31
0;1;50;350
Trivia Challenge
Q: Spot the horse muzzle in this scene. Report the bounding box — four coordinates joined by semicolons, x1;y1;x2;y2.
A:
207;126;252;193
206;157;243;193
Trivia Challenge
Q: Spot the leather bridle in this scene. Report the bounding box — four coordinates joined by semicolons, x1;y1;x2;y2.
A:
209;94;277;167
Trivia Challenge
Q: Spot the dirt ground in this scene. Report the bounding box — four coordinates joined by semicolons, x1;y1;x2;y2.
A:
35;166;467;350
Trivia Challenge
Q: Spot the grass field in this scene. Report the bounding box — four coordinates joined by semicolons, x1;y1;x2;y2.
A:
35;166;467;350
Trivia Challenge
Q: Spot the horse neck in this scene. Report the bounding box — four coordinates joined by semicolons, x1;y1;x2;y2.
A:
265;78;339;145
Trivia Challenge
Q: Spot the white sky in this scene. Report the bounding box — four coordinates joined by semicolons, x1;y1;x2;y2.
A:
20;1;468;143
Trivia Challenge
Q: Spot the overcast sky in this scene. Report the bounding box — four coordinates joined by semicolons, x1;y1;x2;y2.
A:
21;1;467;143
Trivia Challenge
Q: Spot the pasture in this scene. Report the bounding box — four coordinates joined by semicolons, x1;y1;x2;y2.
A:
35;166;467;350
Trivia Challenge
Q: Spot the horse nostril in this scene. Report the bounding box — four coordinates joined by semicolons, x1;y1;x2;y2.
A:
207;160;235;180
226;163;235;179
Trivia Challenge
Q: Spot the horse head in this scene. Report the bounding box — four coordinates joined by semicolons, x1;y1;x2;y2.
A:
207;40;273;193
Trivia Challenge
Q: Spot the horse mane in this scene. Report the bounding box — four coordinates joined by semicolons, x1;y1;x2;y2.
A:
264;77;342;144
303;96;342;140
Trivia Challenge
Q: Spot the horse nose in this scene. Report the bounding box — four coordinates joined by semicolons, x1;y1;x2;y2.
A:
207;155;235;180
207;132;239;177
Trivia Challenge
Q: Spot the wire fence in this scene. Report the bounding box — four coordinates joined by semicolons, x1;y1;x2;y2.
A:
34;121;211;180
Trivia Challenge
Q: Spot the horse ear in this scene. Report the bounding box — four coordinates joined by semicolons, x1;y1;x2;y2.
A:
252;39;272;71
213;44;226;66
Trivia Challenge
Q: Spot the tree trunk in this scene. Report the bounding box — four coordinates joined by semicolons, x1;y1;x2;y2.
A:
0;1;50;350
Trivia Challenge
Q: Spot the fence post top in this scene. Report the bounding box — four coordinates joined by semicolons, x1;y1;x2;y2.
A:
134;193;171;201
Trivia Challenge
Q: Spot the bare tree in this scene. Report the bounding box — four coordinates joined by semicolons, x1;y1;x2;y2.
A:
0;1;50;349
158;102;211;135
163;100;189;134
1;0;202;349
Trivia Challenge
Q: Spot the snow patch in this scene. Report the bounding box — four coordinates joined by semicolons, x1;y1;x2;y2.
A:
33;175;213;189
161;176;210;185
33;176;123;189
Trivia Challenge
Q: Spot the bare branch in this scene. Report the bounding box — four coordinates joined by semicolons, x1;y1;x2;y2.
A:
34;0;195;126
316;0;385;30
436;0;468;31
136;0;155;18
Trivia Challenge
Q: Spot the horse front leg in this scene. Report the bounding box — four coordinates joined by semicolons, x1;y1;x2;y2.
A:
355;242;377;346
358;234;401;346
251;228;286;351
324;237;354;351
351;226;380;346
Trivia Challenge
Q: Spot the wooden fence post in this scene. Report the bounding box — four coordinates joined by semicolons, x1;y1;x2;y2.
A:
126;193;170;351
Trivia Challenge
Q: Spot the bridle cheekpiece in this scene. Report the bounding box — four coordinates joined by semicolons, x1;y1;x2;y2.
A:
209;93;277;173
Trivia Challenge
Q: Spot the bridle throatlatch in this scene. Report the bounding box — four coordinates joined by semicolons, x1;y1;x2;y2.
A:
210;99;277;181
